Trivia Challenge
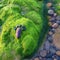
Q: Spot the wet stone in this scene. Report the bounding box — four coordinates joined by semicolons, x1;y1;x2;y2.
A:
47;35;53;43
46;52;54;58
48;9;54;15
56;20;60;25
49;46;56;54
53;13;57;17
33;57;40;60
44;41;51;50
46;58;53;60
53;26;60;49
46;3;52;8
56;51;60;56
49;17;56;22
48;22;53;26
49;28;55;34
39;50;47;57
52;23;59;29
56;16;60;20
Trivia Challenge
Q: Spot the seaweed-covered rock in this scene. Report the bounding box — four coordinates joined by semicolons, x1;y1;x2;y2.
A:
0;0;48;59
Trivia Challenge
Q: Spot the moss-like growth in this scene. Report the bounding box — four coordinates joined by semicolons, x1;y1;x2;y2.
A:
0;0;48;59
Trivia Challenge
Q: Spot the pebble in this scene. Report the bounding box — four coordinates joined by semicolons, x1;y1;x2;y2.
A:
46;51;54;58
52;23;59;29
49;28;55;34
53;27;60;48
48;22;53;26
53;13;57;17
47;35;53;43
48;31;53;35
49;17;56;23
48;9;54;15
16;28;21;38
47;58;53;60
56;20;60;25
33;57;40;60
49;46;56;54
39;50;47;57
46;3;52;8
56;16;60;20
56;51;60;56
44;41;51;50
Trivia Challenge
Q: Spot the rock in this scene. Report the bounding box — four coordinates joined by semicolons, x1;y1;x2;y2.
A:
48;31;54;36
53;13;57;17
56;16;60;20
33;57;40;60
49;28;55;34
49;46;56;54
56;20;60;25
39;50;47;57
46;58;53;60
48;9;54;15
49;17;56;22
46;52;54;58
46;3;52;8
53;26;60;49
44;41;51;50
52;23;59;29
52;55;59;60
56;51;60;56
48;22;53;26
47;35;53;43
16;27;22;38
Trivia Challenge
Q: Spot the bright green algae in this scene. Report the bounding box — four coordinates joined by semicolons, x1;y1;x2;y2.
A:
0;0;48;59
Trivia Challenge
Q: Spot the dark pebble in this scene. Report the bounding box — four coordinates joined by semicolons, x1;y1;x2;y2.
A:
56;20;60;25
49;46;56;54
46;58;53;60
47;35;53;43
49;28;55;34
46;51;54;58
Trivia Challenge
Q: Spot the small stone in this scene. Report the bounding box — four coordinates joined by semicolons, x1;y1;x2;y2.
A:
49;17;56;23
48;22;52;26
50;46;56;54
48;22;53;26
47;58;53;60
34;57;39;60
52;23;58;29
48;9;54;15
48;31;54;35
40;50;47;57
56;16;60;20
52;55;59;60
56;51;60;56
53;13;57;17
53;28;60;48
49;28;55;34
47;36;53;43
56;20;60;25
46;3;52;8
16;28;21;38
46;52;54;58
44;41;51;50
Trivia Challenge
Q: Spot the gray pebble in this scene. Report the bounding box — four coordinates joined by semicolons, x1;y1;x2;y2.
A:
39;50;47;57
48;9;54;15
44;41;51;49
56;16;60;20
